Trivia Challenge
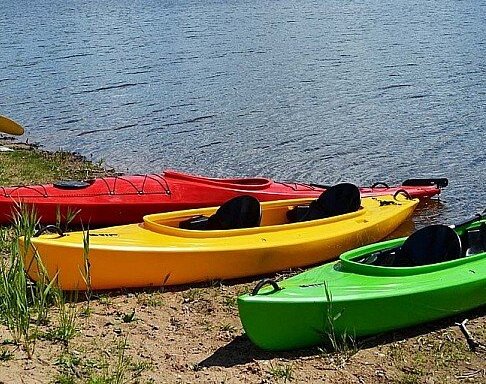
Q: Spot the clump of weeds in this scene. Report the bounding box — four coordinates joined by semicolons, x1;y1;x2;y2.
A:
0;205;82;357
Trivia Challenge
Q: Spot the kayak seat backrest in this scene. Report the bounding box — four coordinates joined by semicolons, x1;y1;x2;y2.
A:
287;183;361;223
463;222;486;256
394;224;462;267
207;195;261;230
286;205;309;223
180;195;261;230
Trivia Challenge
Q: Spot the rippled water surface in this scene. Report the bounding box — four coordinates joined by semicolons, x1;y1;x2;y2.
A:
1;0;485;225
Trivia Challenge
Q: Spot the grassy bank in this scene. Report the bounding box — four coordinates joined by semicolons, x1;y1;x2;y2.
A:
0;138;111;185
0;138;484;384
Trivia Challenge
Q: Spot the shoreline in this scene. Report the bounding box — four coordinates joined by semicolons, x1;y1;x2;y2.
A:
0;137;484;383
0;135;115;186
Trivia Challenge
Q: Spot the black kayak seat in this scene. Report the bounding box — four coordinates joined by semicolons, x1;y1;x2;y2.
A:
179;195;261;230
286;205;309;223
287;183;361;222
179;215;209;230
394;224;462;267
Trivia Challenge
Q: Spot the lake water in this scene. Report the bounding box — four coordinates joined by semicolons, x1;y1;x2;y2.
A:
1;0;485;225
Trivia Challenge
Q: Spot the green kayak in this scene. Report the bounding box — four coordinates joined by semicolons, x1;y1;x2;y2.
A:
238;213;486;351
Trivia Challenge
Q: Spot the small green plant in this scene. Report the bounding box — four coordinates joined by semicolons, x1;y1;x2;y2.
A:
320;282;357;355
268;362;294;382
121;310;136;323
55;206;81;233
56;350;82;370
136;292;164;308
53;373;76;384
48;294;78;346
88;337;129;384
220;323;237;333
0;347;13;361
0;227;12;253
222;295;237;309
80;227;92;313
388;342;405;364
97;293;113;306
182;288;202;303
55;351;82;383
201;319;213;332
396;372;421;384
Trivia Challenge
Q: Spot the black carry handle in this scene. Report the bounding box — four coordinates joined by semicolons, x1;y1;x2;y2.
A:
33;225;65;238
251;279;282;296
402;178;449;188
393;189;413;200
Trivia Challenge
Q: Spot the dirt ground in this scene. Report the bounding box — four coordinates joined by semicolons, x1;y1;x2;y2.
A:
0;137;485;383
0;280;484;384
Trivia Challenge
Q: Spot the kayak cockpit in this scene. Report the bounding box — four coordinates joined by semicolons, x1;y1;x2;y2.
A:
143;183;365;237
339;219;486;276
143;197;366;238
163;170;273;190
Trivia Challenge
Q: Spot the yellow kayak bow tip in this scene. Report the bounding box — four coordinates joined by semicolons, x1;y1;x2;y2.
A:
0;115;24;136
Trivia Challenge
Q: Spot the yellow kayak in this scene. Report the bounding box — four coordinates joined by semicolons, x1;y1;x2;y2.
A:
21;194;418;290
0;115;24;135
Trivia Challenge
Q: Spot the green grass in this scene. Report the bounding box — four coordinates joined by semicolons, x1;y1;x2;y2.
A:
54;339;153;384
0;347;13;361
46;297;78;345
136;292;164;308
222;295;237;310
320;281;357;355
220;323;237;333
182;288;203;303
0;204;79;357
0;205;41;358
0;149;105;185
268;362;294;383
0;147;104;360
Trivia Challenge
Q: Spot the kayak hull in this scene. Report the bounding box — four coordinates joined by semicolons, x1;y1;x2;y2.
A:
20;195;417;290
1;170;442;226
238;219;486;351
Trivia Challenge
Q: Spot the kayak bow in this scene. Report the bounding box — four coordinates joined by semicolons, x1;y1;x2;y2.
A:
0;115;24;136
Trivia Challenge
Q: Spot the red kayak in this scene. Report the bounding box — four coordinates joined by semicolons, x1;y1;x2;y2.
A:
0;170;447;226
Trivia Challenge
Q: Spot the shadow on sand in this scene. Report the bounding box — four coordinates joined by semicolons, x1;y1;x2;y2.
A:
199;306;485;368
